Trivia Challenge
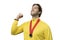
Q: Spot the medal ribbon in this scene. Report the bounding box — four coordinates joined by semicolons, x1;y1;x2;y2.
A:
29;18;40;34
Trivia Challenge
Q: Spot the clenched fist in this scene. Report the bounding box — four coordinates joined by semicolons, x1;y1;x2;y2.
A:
15;13;23;20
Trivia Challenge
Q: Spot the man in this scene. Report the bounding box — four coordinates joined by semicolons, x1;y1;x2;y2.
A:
11;3;52;40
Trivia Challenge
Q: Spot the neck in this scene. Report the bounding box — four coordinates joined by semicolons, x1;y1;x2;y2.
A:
32;15;39;19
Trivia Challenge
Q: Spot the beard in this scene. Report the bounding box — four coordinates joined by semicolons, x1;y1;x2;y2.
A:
31;11;39;16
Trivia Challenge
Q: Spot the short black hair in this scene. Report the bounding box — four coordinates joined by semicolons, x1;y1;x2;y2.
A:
33;4;42;17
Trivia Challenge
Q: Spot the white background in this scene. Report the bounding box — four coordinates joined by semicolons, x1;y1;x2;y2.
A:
0;0;60;40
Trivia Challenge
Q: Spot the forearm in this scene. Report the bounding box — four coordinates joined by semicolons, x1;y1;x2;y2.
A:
11;20;18;35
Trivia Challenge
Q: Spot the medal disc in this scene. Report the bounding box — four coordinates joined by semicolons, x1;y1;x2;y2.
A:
29;34;32;37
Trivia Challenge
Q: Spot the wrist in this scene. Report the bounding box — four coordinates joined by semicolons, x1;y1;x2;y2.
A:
14;18;19;21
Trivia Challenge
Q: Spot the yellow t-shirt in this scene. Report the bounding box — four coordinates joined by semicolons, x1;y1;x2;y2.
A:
11;18;52;40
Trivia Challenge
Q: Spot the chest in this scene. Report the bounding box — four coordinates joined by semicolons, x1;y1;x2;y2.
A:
23;22;44;36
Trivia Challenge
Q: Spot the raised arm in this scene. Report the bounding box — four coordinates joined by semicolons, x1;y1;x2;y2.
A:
11;13;24;35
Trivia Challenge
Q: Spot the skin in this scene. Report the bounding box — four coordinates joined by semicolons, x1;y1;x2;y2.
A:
15;5;40;20
31;5;40;19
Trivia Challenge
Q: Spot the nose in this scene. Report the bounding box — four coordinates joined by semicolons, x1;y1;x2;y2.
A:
31;8;34;11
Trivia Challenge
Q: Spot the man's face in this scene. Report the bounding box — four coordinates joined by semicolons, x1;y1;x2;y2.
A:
31;5;39;16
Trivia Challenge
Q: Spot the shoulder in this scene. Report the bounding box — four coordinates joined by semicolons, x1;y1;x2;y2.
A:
40;20;48;25
22;20;30;25
40;20;50;29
